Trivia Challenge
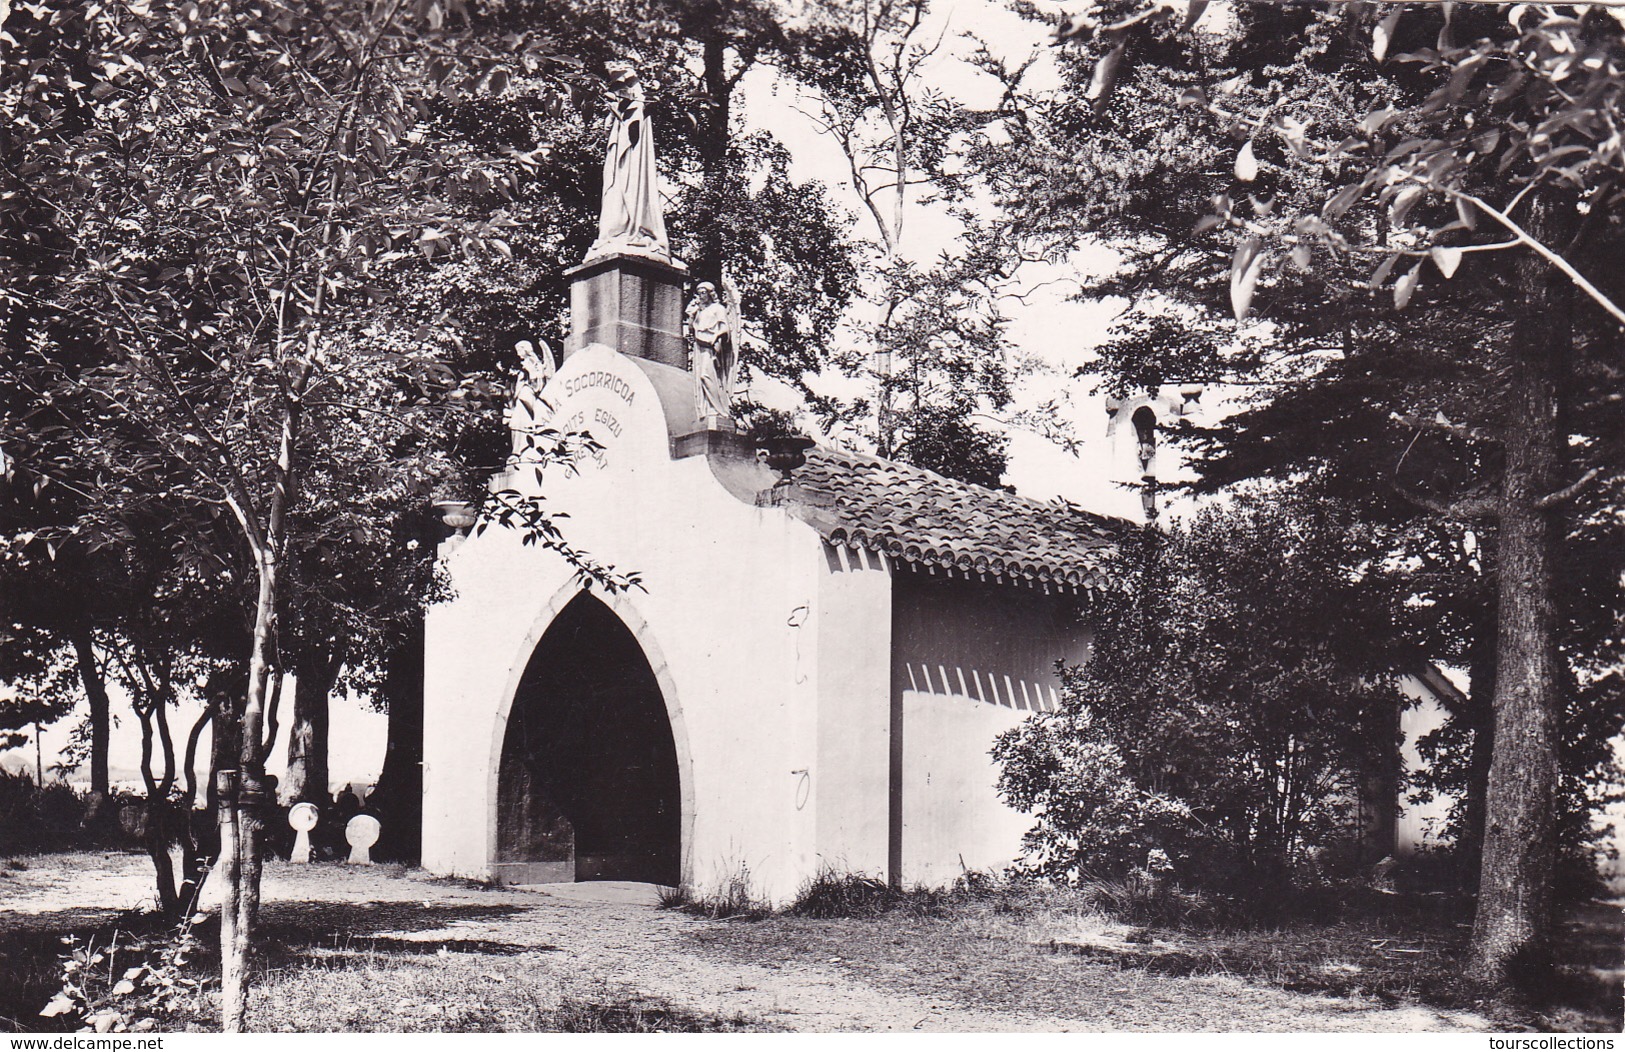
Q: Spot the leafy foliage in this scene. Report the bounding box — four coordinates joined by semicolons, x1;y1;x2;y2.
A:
996;499;1409;895
981;0;1625;976
993;704;1196;884
0;768;114;855
40;914;211;1033
786;0;1018;484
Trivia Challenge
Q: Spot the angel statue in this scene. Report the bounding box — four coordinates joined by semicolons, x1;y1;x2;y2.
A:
687;282;736;427
588;63;670;262
508;339;556;461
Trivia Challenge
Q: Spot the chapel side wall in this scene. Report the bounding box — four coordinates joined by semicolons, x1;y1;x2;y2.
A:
809;543;893;879
890;571;1094;887
644;467;824;904
1396;675;1455;856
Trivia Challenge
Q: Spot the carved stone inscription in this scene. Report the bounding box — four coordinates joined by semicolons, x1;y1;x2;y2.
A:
555;363;640;471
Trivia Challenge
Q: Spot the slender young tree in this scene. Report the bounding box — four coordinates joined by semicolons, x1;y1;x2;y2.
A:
0;0;643;1029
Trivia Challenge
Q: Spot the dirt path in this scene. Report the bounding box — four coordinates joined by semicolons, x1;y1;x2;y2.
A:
1;853;1492;1032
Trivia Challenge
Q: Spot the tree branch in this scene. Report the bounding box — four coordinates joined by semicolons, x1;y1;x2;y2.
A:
1535;466;1606;510
1391;482;1499;521
1390;411;1501;444
1448;188;1625;328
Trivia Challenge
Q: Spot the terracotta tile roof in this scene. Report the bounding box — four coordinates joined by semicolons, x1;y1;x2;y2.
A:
783;445;1129;593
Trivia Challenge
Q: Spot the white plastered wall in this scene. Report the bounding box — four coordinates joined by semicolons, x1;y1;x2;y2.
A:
424;344;853;903
890;572;1095;886
1395;674;1457;856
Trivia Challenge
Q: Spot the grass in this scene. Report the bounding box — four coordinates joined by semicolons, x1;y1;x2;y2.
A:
659;863;773;920
6;851;1615;1034
247;950;773;1032
787;870;953;919
686;872;1623;1033
0;856;776;1034
0;905;775;1033
663;866;999;921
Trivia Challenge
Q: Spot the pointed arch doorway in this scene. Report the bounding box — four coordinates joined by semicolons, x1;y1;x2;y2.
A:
495;592;681;885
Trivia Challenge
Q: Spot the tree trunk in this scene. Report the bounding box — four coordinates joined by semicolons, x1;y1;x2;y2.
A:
372;621;424;863
70;625;110;798
695;32;733;291
145;797;179;916
1468;191;1572;983
175;701;214;914
285;644;343;804
221;549;280;1032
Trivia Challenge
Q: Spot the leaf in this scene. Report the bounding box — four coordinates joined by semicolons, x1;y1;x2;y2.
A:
1229;237;1267;322
1323;182;1365;220
1470;129;1500;155
1177;86;1207;108
1430;245;1463;279
1371;253;1400;286
1489;70;1527;104
1373;9;1402;62
1234;140;1259;182
1182;1;1208;30
1389;185;1423;229
1394;264;1422;309
1272;113;1309;156
111;980;136;996
1358;107;1396;135
1087;41;1128;114
1290;244;1312;271
40;995;75;1017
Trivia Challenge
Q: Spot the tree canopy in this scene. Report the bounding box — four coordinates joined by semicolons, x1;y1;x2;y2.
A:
980;0;1624;981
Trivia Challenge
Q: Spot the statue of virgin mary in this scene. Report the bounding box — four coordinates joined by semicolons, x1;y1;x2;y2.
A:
588;63;671;262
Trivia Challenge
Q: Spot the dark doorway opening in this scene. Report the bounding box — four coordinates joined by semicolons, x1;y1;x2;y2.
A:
495;593;680;885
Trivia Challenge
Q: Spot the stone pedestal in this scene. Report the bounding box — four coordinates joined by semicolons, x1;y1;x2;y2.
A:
563;251;690;369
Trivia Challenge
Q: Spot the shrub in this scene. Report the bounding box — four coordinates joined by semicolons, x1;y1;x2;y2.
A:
993;707;1199;886
0;769;104;855
39;913;212;1033
994;502;1406;900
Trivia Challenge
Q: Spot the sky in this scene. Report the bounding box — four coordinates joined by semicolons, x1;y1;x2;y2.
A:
730;0;1183;518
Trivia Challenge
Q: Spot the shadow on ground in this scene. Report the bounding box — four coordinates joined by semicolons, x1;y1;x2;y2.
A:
0;898;539;1031
256;899;548;969
0;907;155;1032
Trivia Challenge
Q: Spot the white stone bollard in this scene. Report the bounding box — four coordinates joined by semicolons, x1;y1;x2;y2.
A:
346;814;381;865
288;802;318;864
